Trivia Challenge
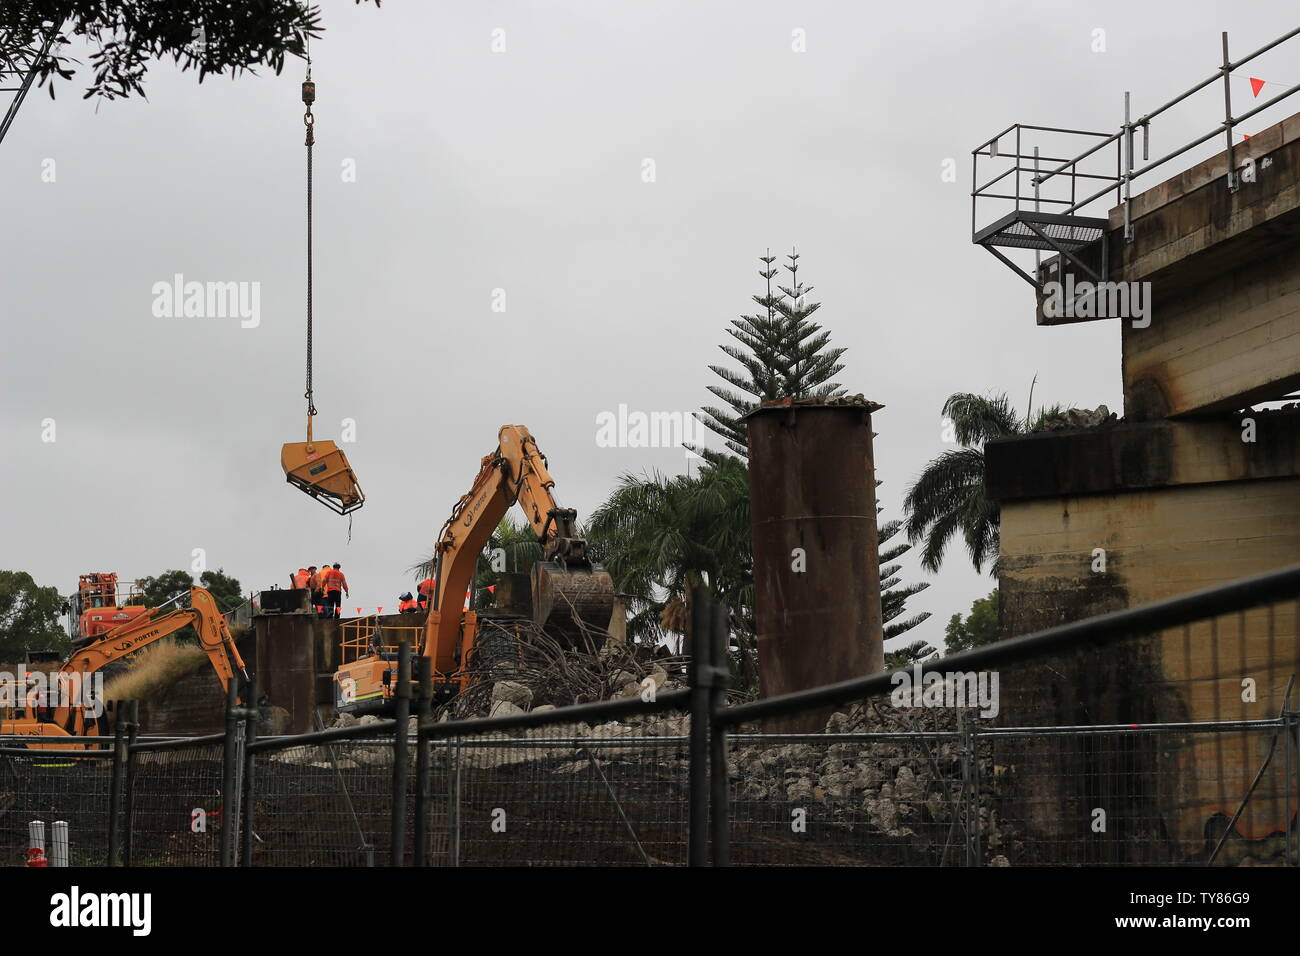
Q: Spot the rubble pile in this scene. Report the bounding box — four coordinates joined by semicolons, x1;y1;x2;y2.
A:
1035;404;1118;430
727;700;1016;862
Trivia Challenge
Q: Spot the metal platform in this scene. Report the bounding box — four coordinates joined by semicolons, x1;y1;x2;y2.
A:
973;210;1109;289
974;210;1108;253
971;27;1300;298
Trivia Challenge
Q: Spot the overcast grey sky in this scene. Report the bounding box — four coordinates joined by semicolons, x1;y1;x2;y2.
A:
3;1;1298;647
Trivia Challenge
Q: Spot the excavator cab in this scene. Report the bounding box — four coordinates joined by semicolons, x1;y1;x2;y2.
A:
281;438;365;515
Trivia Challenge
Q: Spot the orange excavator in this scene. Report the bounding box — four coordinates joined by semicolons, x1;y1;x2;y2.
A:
333;425;615;714
1;586;249;746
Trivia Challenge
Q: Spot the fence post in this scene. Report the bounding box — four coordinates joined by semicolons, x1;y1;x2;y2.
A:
1290;712;1300;867
391;642;412;867
688;585;715;866
957;713;980;867
956;709;969;866
220;679;239;867
240;677;258;867
709;597;730;867
106;704;127;867
413;657;431;867
122;700;138;867
1284;712;1294;868
1221;32;1238;193
969;723;983;867
447;737;461;867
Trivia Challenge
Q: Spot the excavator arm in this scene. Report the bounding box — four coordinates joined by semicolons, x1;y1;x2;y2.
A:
332;425;614;716
422;424;613;679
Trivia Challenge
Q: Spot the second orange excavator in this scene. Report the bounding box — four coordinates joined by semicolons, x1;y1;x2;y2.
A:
1;586;249;747
333;425;615;713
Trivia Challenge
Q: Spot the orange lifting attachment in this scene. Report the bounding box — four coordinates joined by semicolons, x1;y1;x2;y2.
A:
281;50;364;515
282;427;364;515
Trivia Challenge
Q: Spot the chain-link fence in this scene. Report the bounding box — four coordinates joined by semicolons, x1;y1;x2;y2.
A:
2;565;1298;867
123;739;228;867
4;720;1294;867
0;739;113;866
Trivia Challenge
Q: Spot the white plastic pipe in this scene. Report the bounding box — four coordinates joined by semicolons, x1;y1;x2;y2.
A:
27;820;44;853
50;821;69;867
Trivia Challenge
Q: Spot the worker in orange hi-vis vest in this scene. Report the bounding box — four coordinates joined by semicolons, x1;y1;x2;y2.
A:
398;592;419;614
292;568;310;589
305;566;325;618
417;577;434;610
324;562;350;619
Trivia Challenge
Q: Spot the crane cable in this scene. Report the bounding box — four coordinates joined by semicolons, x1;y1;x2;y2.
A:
302;47;317;440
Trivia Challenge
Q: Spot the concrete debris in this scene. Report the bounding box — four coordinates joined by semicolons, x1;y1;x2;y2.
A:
348;745;393;768
492;681;534;709
725;701;1020;856
270;745;330;766
488;699;525;721
750;394;883;414
1037;404;1118;431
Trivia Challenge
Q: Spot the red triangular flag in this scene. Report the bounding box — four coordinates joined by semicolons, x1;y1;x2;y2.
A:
377;606;384;614
356;607;362;614
1243;133;1251;141
1250;77;1265;97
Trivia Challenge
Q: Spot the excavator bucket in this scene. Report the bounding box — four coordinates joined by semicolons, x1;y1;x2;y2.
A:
282;440;365;515
531;560;616;645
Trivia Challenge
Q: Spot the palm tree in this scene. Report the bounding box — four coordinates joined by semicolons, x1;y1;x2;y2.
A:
585;457;757;681
903;390;1064;574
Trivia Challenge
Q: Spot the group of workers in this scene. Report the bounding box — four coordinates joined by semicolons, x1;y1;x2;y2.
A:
290;563;350;619
288;568;442;618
